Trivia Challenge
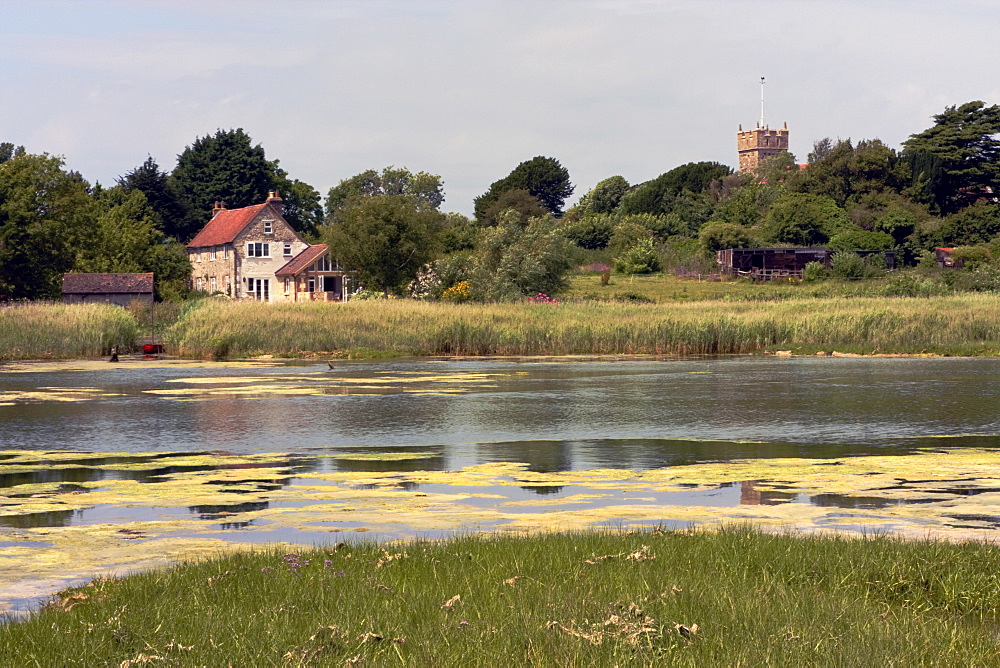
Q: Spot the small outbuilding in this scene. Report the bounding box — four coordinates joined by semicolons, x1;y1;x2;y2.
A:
62;273;154;307
715;248;896;279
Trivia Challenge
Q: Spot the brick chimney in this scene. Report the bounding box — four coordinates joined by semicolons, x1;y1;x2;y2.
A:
211;201;227;218
266;190;283;215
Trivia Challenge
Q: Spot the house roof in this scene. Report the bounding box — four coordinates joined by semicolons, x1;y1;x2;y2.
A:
62;273;154;294
187;203;269;248
275;244;330;277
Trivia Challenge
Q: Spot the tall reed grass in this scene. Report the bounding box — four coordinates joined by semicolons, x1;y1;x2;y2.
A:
0;303;140;360
3;527;999;665
166;294;1000;358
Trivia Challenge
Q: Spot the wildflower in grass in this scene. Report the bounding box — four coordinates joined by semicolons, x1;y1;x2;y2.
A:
459;621;470;627
528;292;559;304
324;559;333;567
261;567;273;573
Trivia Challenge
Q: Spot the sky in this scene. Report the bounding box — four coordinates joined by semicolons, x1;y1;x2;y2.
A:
3;0;999;216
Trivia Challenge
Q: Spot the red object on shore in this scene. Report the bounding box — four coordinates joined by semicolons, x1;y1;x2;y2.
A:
142;344;164;354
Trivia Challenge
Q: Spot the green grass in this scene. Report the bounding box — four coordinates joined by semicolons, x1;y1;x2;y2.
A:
0;303;140;360
165;294;1000;358
3;527;999;665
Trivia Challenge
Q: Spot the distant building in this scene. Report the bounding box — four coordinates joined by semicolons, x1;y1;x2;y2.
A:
186;192;349;302
716;248;896;280
62;273;154;306
737;122;789;173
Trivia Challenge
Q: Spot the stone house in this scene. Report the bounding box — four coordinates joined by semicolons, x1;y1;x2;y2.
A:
186;192;348;302
62;272;154;306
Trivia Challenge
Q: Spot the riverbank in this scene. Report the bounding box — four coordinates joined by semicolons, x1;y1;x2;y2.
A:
167;294;1000;358
4;294;1000;361
3;527;999;665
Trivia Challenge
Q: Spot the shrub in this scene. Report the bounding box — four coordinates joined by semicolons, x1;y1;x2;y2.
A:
441;280;472;303
614;238;661;275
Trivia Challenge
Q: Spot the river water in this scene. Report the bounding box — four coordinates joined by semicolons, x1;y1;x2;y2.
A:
1;356;999;614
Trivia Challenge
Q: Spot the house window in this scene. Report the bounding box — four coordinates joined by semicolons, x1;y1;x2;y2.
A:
320;255;333;271
210;247;217;261
225;275;231;295
283;243;292;256
284;278;290;294
196;277;203;291
224;246;229;260
210;276;217;292
263;220;273;234
308;277;315;293
247;242;270;257
195;251;202;263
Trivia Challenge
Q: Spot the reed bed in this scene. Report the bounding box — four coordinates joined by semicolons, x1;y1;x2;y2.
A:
0;303;140;360
4;527;999;665
166;294;1000;358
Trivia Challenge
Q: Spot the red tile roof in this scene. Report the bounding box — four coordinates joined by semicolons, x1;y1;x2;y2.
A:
187;203;269;248
276;244;330;276
62;273;154;294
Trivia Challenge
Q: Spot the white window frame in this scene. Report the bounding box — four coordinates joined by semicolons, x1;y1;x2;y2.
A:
210;276;216;292
210;247;216;261
246;242;270;258
224;245;229;260
284;277;290;294
263;220;273;234
283;243;292;256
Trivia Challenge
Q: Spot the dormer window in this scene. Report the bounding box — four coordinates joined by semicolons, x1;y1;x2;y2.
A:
263;220;274;234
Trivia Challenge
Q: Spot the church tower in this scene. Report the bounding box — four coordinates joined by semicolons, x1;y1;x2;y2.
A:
737;122;789;172
737;76;789;172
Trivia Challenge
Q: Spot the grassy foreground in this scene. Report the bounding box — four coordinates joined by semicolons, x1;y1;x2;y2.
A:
166;294;1000;358
3;528;999;665
0;303;139;360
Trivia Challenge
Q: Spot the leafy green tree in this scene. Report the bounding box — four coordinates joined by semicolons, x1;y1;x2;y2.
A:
944;201;1000;245
76;187;191;300
0;142;26;165
826;229;895;252
790;139;903;208
617;162;731;217
118;156;187;239
169;128;275;241
698;222;755;252
468;211;573;301
474;156;573;219
712;181;784;228
563;214;615;250
325;167;444;223
902;101;1000;214
762;193;850;246
478;189;548;226
0;153;93;299
272;167;323;239
323;195;443;296
578;175;629;215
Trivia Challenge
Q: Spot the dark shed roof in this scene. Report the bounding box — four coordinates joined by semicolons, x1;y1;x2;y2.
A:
62;273;154;294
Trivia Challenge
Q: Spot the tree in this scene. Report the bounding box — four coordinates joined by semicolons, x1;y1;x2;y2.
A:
578;175;629;215
617;162;731;217
118;156;186;240
478;189;548;226
467;211;573;301
901;101;1000;214
762;193;850;246
0;153;93;299
0;142;25;165
323;195;443;295
76;186;191;300
698;222;755;252
325;167;444;223
169;128;275;241
474;156;573;219
272;166;323;239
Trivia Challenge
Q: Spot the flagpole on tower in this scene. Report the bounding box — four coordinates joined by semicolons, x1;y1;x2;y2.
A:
760;76;766;128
